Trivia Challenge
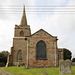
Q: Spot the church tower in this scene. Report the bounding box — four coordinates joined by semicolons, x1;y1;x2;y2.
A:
7;6;31;66
15;5;31;37
13;5;31;64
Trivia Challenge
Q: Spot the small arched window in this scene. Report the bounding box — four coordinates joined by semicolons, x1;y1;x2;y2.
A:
20;31;24;36
36;40;47;60
18;50;22;60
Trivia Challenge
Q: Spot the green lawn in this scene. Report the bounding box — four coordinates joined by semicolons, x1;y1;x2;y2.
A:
2;66;75;75
0;73;1;75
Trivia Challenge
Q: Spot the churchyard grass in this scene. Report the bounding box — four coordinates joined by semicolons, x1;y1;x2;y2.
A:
3;66;75;75
0;73;1;75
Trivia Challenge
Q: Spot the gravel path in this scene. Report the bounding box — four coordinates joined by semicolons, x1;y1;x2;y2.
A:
0;68;14;75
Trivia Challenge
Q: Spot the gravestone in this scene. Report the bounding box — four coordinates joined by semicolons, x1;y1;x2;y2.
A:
59;60;65;74
42;67;48;75
65;60;71;74
59;59;71;74
17;60;21;67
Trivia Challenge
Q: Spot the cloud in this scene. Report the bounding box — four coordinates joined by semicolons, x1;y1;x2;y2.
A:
26;0;75;57
67;0;75;5
0;0;75;57
35;0;69;6
0;19;14;52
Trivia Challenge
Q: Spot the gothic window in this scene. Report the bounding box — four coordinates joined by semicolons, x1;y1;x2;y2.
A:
20;31;24;36
36;40;47;60
18;50;22;60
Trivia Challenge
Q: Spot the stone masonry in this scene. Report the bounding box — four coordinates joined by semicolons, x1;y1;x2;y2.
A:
7;5;64;68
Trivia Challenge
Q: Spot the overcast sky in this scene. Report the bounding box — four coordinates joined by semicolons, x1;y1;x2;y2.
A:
0;0;75;58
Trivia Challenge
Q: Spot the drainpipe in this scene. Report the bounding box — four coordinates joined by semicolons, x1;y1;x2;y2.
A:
54;41;56;67
25;38;29;69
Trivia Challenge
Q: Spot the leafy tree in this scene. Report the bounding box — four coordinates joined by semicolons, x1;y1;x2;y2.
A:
63;49;72;60
72;58;75;62
1;51;9;57
0;51;9;66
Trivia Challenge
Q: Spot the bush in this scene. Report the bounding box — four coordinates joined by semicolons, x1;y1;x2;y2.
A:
72;58;75;62
0;62;5;67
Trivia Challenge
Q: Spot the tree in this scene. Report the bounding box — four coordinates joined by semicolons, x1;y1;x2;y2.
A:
0;51;9;67
63;49;72;60
1;51;9;57
72;58;75;62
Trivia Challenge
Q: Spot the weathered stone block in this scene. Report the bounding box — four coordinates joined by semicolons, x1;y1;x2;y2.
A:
59;59;71;74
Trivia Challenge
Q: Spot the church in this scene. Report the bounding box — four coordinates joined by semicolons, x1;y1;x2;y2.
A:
7;6;64;68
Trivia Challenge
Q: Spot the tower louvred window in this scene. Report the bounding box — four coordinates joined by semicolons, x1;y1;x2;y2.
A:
20;31;24;36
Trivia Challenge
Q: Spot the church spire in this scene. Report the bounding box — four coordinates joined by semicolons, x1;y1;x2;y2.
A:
20;5;27;26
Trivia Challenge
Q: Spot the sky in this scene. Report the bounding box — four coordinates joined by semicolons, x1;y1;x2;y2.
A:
0;0;75;58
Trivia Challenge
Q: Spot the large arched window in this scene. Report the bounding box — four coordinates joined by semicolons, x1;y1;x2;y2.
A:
36;40;47;60
20;31;24;36
18;50;22;60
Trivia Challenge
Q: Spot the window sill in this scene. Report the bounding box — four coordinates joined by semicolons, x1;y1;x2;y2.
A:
36;58;47;60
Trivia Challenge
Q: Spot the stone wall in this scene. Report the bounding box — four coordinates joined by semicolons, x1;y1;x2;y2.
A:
28;29;58;68
14;25;31;37
72;62;75;66
13;38;27;64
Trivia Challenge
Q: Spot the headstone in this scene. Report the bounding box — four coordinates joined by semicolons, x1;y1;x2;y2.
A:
17;60;21;67
59;59;71;74
42;67;48;75
65;60;71;74
59;60;65;74
17;64;20;67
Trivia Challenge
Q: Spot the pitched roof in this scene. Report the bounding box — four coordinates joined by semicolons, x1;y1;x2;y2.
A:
31;29;57;38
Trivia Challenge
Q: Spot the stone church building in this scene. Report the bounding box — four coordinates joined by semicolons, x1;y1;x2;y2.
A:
7;6;64;68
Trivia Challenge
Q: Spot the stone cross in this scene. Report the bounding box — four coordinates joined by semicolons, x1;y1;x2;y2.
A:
42;67;48;75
